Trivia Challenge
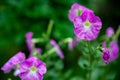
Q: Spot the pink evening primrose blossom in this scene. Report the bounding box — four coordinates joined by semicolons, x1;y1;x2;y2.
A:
106;27;114;37
25;32;34;54
19;57;47;80
50;39;64;59
68;3;93;22
1;52;25;74
102;48;110;65
73;11;102;40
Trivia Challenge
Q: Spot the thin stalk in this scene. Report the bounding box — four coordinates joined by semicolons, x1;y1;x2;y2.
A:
47;20;54;39
32;38;45;43
87;41;92;80
115;26;120;39
42;47;56;59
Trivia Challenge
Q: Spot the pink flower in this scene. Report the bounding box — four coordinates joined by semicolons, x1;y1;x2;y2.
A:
102;41;106;47
73;11;102;40
106;27;114;37
68;38;77;51
25;32;34;54
109;41;119;61
102;41;119;64
102;48;110;65
50;39;64;59
1;52;25;73
68;3;93;22
26;32;41;56
36;48;42;54
19;57;47;80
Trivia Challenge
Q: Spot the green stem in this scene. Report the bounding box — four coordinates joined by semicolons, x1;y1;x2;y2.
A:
59;38;72;45
32;38;45;43
47;20;54;39
42;47;56;59
87;41;92;80
115;26;120;39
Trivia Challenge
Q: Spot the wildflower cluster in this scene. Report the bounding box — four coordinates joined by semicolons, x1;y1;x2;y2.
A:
68;3;120;80
1;2;120;80
1;20;65;80
68;3;120;65
1;32;47;80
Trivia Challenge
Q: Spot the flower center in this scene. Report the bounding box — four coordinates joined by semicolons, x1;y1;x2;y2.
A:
16;64;20;69
84;21;91;27
30;66;37;71
77;9;82;16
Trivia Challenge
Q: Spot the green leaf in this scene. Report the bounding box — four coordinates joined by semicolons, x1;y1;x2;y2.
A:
78;57;90;70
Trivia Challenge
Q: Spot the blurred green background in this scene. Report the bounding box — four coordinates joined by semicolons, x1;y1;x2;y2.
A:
0;0;120;80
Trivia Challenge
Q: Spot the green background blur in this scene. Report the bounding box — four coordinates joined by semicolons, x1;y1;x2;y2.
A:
0;0;120;80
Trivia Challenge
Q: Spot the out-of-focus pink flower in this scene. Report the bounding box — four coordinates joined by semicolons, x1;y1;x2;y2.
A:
74;11;102;40
106;27;114;37
68;39;77;50
1;52;25;74
25;32;34;54
102;48;110;65
109;41;119;61
102;41;106;47
102;41;119;64
68;3;93;22
19;57;47;80
26;32;41;56
36;48;42;54
50;39;64;59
